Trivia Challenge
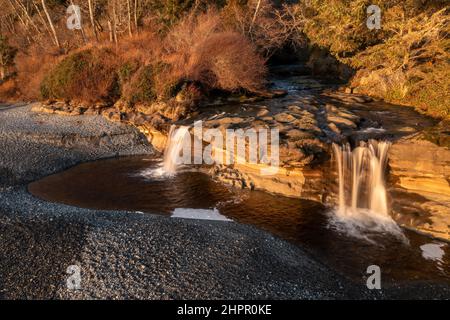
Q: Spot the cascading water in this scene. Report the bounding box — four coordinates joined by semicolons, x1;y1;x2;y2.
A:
162;125;190;174
142;125;190;177
330;140;406;242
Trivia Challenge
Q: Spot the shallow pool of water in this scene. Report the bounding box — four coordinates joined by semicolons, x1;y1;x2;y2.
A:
28;156;449;284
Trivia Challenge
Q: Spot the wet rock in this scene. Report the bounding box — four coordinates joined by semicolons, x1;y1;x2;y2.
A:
274;113;296;123
389;131;450;241
327;115;357;129
256;109;270;117
328;122;341;135
286;129;314;141
256;89;288;99
291;118;321;134
287;105;304;115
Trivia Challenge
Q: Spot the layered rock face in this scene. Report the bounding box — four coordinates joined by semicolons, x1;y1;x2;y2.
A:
190;83;371;202
389;122;450;241
30;70;449;241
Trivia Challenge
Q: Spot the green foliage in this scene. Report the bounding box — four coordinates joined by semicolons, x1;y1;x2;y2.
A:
118;61;139;84
125;65;157;104
297;1;450;118
40;48;120;103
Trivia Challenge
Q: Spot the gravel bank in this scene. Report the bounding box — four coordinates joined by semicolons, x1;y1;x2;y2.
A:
0;105;448;299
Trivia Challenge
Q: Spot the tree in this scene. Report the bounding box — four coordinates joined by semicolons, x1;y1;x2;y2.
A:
41;0;60;48
0;35;17;80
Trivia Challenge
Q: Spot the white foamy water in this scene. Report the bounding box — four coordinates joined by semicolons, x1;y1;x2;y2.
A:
420;243;446;262
171;208;232;221
162;125;190;175
330;140;406;242
140;125;190;178
357;127;386;134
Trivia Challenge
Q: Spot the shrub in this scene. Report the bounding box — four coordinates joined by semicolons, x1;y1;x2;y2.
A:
349;8;450;117
222;0;306;57
0;79;17;101
13;46;59;101
0;35;17;81
40;47;120;103
291;1;450;118
163;10;267;93
122;65;157;104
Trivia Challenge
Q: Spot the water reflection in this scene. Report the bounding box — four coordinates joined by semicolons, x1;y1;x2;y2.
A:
28;156;450;284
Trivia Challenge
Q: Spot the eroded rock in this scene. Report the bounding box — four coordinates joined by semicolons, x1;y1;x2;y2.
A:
389;131;450;240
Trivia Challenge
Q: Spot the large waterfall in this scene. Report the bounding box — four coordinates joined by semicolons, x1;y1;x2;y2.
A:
331;140;405;241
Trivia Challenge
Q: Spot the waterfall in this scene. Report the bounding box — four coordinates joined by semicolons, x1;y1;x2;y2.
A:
141;125;190;178
162;125;190;175
331;140;405;241
333;140;390;217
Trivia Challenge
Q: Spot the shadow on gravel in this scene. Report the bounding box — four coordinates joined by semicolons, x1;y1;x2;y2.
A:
0;214;88;299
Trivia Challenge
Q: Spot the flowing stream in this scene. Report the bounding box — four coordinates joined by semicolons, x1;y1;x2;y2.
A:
28;156;449;284
27;74;449;285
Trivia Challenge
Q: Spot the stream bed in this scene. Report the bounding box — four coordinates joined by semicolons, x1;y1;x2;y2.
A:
28;155;450;285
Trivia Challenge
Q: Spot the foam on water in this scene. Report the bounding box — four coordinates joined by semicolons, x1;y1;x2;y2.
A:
420;243;446;262
330;140;407;243
171;208;232;221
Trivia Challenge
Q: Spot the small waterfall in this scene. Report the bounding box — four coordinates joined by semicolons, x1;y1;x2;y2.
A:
331;140;405;241
162;125;190;175
141;125;190;178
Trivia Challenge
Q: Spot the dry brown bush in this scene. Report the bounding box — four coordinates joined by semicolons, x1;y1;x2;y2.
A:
0;79;17;101
163;10;267;93
115;30;163;65
14;45;60;101
222;0;306;57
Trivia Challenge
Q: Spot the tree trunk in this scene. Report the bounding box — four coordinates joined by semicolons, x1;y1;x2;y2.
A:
33;2;52;39
15;0;41;34
70;0;87;43
41;0;60;48
0;66;6;81
249;0;262;35
134;0;139;34
88;0;98;41
127;0;133;37
107;20;113;42
112;0;118;44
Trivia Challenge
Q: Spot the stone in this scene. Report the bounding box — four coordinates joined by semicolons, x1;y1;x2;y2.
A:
274;113;296;123
286;129;304;139
73;106;87;115
256;109;270;117
328;122;341;134
327;115;357;129
389;132;450;241
84;108;101;116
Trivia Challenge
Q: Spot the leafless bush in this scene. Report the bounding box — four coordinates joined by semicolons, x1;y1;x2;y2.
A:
163;10;267;92
222;0;306;57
